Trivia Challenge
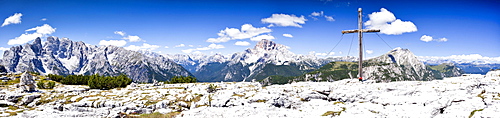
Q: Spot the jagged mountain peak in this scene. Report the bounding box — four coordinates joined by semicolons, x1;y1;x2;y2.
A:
369;47;418;65
254;39;288;51
361;47;433;81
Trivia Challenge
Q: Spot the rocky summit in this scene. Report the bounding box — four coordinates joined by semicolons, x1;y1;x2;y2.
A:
1;70;498;117
0;36;191;82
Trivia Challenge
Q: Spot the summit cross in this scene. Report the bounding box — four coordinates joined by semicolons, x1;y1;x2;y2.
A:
341;8;380;81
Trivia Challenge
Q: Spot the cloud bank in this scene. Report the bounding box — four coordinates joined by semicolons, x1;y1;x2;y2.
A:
182;44;225;53
99;40;127;47
125;43;160;51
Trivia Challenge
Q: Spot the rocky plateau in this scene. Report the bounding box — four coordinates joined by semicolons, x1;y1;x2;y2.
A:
0;70;498;117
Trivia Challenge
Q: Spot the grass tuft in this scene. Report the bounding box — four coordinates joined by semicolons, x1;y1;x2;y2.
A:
468;109;484;118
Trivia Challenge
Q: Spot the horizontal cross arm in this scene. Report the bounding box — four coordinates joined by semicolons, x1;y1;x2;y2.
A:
341;29;381;34
341;30;358;34
362;29;381;33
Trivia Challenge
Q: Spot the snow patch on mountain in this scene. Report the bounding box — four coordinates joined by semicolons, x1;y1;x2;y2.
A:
58;56;79;72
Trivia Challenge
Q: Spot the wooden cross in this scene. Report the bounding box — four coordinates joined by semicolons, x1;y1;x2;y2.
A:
342;8;380;81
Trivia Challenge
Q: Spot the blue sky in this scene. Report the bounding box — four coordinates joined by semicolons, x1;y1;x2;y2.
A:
0;0;498;58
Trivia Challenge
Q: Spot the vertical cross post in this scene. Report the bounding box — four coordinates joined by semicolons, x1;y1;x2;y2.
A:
341;8;380;82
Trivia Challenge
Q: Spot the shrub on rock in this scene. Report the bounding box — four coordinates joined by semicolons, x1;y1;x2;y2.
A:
166;76;197;84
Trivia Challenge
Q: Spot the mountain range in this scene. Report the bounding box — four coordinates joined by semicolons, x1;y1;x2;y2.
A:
166;39;356;82
0;37;191;82
261;47;464;85
0;37;496;83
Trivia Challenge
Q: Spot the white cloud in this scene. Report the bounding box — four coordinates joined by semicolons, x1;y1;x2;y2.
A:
282;34;293;38
419;54;500;64
0;47;9;51
114;31;126;36
324;16;335;21
188;45;194;47
364;8;417;35
234;41;251;46
207;24;272;43
196;44;225;50
192;51;203;54
438;38;448;42
309;11;334;22
250;34;275;41
366;50;374;54
124;43;160;51
261;14;307;28
420;35;433;42
8;24;56;45
113;31;143;42
209;44;225;49
123;35;141;42
26;24;56;34
40;18;47;21
182;44;225;53
7;33;43;45
99;40;127;47
315;52;335;56
1;13;22;27
420;35;448;42
164;46;169;48
175;44;186;48
311;11;323;17
0;47;8;58
181;49;195;53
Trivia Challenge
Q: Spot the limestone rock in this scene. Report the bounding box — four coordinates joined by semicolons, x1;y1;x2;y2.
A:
18;94;41;105
20;72;36;92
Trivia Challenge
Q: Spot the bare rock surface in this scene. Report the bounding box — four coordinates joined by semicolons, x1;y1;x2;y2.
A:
0;70;498;117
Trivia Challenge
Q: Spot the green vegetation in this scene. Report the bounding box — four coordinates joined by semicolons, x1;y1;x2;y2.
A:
47;74;64;82
0;78;20;85
322;107;346;116
469;109;484;118
136;112;180;118
207;84;217;93
262;75;295;85
165;76;197;84
333;101;345;105
88;74;132;90
61;75;89;85
306;61;358;82
47;74;132;90
37;79;56;89
260;61;358;85
427;63;464;79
